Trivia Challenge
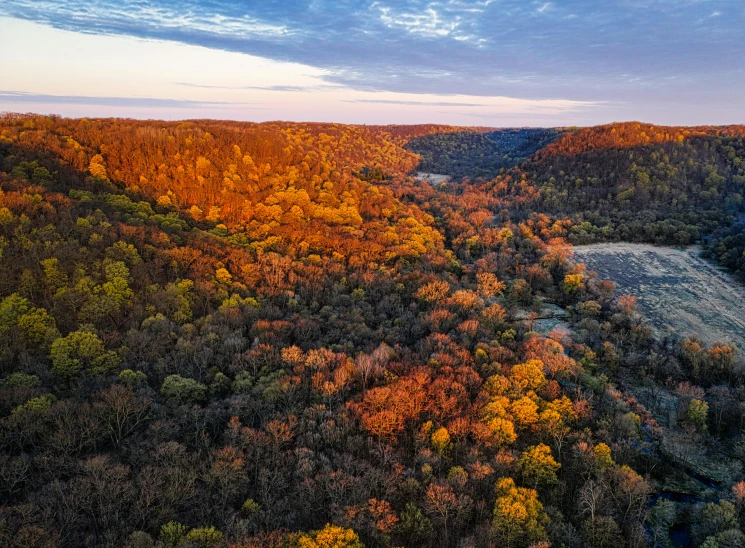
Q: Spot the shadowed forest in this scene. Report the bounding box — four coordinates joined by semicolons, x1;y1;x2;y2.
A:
2;114;745;548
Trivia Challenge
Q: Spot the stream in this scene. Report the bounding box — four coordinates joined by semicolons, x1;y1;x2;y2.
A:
647;467;721;547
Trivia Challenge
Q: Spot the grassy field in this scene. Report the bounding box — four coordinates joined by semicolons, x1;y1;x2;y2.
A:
574;243;745;350
414;171;449;184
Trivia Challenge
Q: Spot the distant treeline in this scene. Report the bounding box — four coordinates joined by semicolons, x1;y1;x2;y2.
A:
405;128;563;179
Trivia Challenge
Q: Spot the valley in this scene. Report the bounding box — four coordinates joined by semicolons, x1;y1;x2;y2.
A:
3;2;744;545
2;116;745;547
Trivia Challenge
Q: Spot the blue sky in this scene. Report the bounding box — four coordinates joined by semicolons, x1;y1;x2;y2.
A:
1;1;743;125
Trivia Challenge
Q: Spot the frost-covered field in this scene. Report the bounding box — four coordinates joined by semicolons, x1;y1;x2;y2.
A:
414;172;450;185
574;243;745;350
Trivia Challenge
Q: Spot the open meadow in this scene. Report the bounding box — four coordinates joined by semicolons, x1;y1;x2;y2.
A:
575;243;745;350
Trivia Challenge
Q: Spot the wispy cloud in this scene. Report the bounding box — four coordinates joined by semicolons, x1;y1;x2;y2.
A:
175;82;342;93
1;0;743;122
0;91;256;109
345;95;602;114
378;6;462;39
1;1;291;39
346;99;490;107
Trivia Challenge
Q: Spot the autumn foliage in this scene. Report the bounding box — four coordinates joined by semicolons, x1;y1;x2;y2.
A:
0;114;744;547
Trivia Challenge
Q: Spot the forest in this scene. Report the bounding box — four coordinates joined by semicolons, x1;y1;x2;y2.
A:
405;129;563;180
1;114;745;548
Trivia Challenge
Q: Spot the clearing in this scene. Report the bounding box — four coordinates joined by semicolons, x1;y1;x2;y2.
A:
414;172;449;185
574;243;745;350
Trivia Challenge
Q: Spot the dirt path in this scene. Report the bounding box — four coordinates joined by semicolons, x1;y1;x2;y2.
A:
574;243;745;350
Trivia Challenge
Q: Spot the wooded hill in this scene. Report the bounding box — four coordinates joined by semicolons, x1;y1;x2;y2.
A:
1;114;745;548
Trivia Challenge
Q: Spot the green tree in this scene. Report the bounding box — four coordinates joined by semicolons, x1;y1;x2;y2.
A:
581;516;624;548
159;521;188;546
702;529;745;548
12;394;56;417
78;261;134;326
184;527;223;547
0;294;31;333
647;499;677;548
49;328;119;379
397;503;432;545
164;280;195;323
118;369;147;388
0;294;59;358
16;306;59;348
685;399;709;433
3;372;39;388
693;501;740;545
161;375;207;405
41;258;68;293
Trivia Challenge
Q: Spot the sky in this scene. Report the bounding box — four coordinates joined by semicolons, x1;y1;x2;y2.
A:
0;0;743;126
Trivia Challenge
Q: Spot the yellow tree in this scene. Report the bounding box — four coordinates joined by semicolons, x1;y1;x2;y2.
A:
510;397;539;430
481;302;507;328
518;444;561;487
510;360;547;393
294;524;362;548
414;280;451;304
431;427;452;457
538;408;569;454
487;417;518;447
477;272;506;300
493;477;548;548
88;154;108;180
563;273;585;294
593;443;614;469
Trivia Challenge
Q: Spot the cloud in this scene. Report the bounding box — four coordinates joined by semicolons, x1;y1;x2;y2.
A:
343;93;603;118
378;6;462;39
0;91;256;109
1;1;291;39
346;99;491;107
1;0;743;114
175;82;342;92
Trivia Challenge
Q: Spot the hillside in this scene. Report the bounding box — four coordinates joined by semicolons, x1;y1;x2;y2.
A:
435;121;745;260
405;128;562;179
1;115;745;548
528;122;745;245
